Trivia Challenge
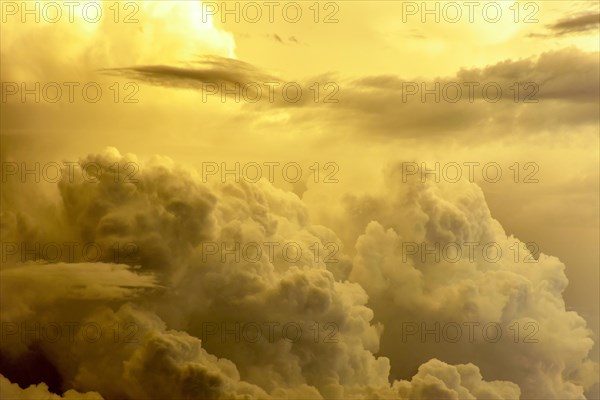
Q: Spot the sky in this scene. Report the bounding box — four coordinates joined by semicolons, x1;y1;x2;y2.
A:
1;1;599;399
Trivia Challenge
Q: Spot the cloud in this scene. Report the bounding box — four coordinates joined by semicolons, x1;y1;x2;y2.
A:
103;56;279;98
102;55;334;108
330;47;599;139
546;13;600;36
102;48;599;139
0;148;597;399
0;148;385;398
1;374;104;400
395;359;521;400
0;0;236;83
339;163;598;399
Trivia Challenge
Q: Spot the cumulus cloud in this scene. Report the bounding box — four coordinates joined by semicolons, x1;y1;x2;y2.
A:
394;359;521;400
1;374;104;400
337;164;598;399
0;148;597;399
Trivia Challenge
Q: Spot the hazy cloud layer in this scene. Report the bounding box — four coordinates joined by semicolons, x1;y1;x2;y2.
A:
102;48;599;139
335;48;599;138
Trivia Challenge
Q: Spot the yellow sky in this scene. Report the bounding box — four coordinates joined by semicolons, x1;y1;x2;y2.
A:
1;1;599;397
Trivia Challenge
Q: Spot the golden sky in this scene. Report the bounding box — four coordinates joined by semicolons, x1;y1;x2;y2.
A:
1;1;599;399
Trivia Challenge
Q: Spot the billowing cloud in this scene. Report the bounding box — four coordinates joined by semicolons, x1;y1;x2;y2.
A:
1;374;103;400
1;0;599;398
1;149;597;399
